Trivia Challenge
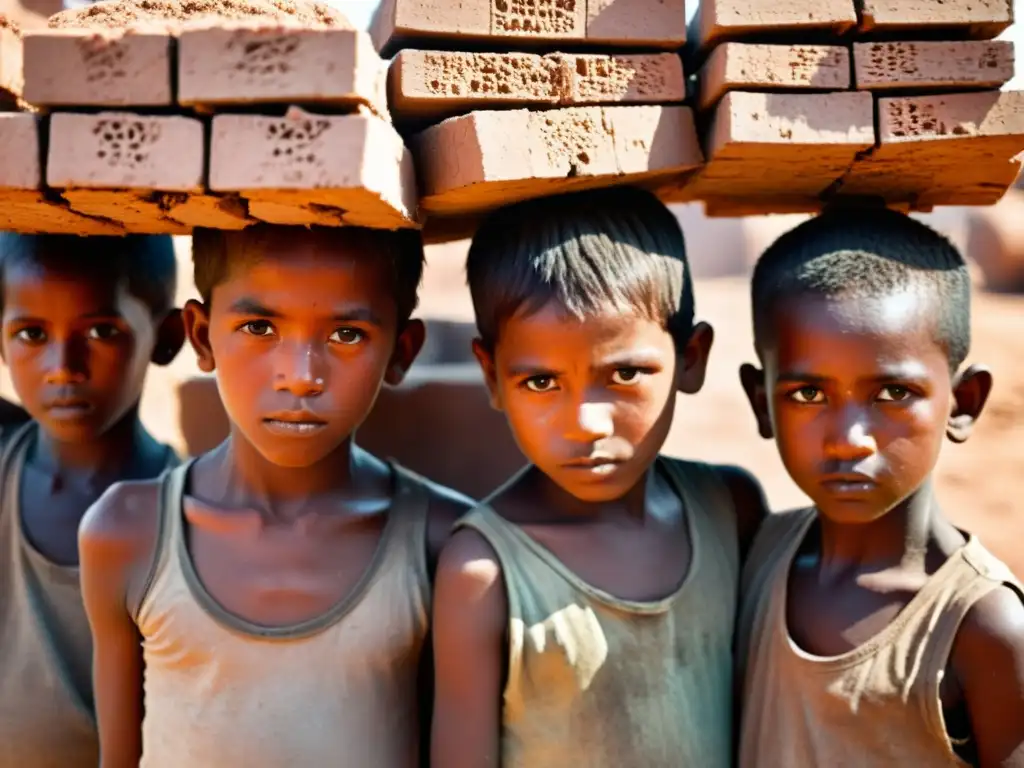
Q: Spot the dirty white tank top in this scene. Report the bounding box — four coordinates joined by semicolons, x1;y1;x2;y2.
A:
738;506;1024;768
136;459;432;767
0;421;176;768
456;457;740;768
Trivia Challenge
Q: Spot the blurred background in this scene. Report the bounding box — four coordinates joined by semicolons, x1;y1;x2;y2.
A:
0;0;1021;573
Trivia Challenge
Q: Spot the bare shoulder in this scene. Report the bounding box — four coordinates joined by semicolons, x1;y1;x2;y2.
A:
435;527;506;618
418;477;476;567
79;477;165;594
954;583;1024;671
713;464;770;559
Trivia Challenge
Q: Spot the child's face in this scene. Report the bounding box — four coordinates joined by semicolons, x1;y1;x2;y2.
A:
744;292;989;524
1;260;159;443
184;235;423;469
475;301;711;503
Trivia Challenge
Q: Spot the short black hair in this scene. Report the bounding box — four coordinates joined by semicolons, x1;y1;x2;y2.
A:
466;187;694;349
192;225;424;325
0;233;177;316
751;205;971;370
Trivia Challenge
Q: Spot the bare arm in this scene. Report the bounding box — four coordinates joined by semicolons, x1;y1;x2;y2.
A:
79;481;163;768
953;585;1024;768
716;464;769;562
431;529;507;768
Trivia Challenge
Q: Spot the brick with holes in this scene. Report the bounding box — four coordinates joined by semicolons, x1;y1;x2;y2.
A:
859;0;1012;39
853;41;1014;91
23;28;172;107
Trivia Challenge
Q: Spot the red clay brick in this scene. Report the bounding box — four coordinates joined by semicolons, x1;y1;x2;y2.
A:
694;0;857;53
415;105;703;216
859;0;1012;39
586;0;686;45
372;0;685;57
57;190;253;232
854;41;1014;92
698;43;849;112
0;113;124;234
0;26;22;105
840;90;1024;208
681;91;875;215
47;112;204;191
177;22;388;118
390;49;684;122
208;108;418;229
23;29;171;107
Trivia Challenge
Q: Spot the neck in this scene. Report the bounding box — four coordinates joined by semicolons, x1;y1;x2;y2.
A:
33;409;157;479
207;426;367;512
817;479;938;573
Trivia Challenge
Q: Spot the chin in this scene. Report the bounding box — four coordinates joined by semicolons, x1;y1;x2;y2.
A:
812;497;894;526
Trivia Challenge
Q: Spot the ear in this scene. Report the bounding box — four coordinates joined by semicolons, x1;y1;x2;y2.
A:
676;321;714;395
150;307;186;367
182;299;216;374
471;338;502;411
740;362;773;440
947;364;993;444
384;318;426;387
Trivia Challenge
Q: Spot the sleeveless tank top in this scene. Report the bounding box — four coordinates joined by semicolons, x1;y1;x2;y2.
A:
137;459;433;768
456;457;739;768
737;506;1024;768
0;421;176;768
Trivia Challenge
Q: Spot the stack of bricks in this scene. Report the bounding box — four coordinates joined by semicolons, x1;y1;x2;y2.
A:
373;0;703;239
679;0;1024;216
0;0;417;234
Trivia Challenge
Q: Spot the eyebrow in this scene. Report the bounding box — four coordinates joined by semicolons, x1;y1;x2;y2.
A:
599;350;666;368
226;298;383;326
776;366;932;385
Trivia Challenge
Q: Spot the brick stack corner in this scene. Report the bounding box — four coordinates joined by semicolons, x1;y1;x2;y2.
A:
2;7;417;234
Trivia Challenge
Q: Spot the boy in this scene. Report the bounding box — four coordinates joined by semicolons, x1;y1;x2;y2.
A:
79;225;472;767
0;233;183;767
431;187;768;768
737;206;1024;767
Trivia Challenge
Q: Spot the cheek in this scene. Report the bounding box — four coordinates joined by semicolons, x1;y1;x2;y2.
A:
876;400;947;473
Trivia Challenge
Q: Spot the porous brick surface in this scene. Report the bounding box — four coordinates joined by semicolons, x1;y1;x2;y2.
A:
0;25;23;106
859;0;1012;39
372;0;685;57
0;113;40;190
208;108;418;229
694;0;857;53
854;41;1014;92
415;105;703;216
680;91;875;215
178;22;387;117
840;90;1024;208
23;28;171;107
390;49;684;122
47;112;205;191
698;44;849;111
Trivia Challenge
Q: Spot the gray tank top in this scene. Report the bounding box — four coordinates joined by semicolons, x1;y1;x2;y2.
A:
0;421;176;768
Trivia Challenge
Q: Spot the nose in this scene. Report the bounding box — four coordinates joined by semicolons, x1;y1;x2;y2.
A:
569;400;615;441
43;337;87;386
274;341;326;398
825;405;877;461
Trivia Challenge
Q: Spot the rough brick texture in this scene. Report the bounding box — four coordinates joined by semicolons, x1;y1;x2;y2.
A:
415;105;703;216
0;113;39;190
390;49;684;122
372;0;685;57
694;0;857;52
854;41;1014;92
859;0;1012;39
0;26;22;106
23;29;171;107
47;112;204;191
841;90;1024;208
680;91;875;215
178;23;388;118
209;108;418;229
699;44;849;111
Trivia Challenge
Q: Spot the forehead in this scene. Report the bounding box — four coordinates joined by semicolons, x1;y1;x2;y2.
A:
215;234;397;311
3;256;134;312
766;292;948;375
496;301;674;360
